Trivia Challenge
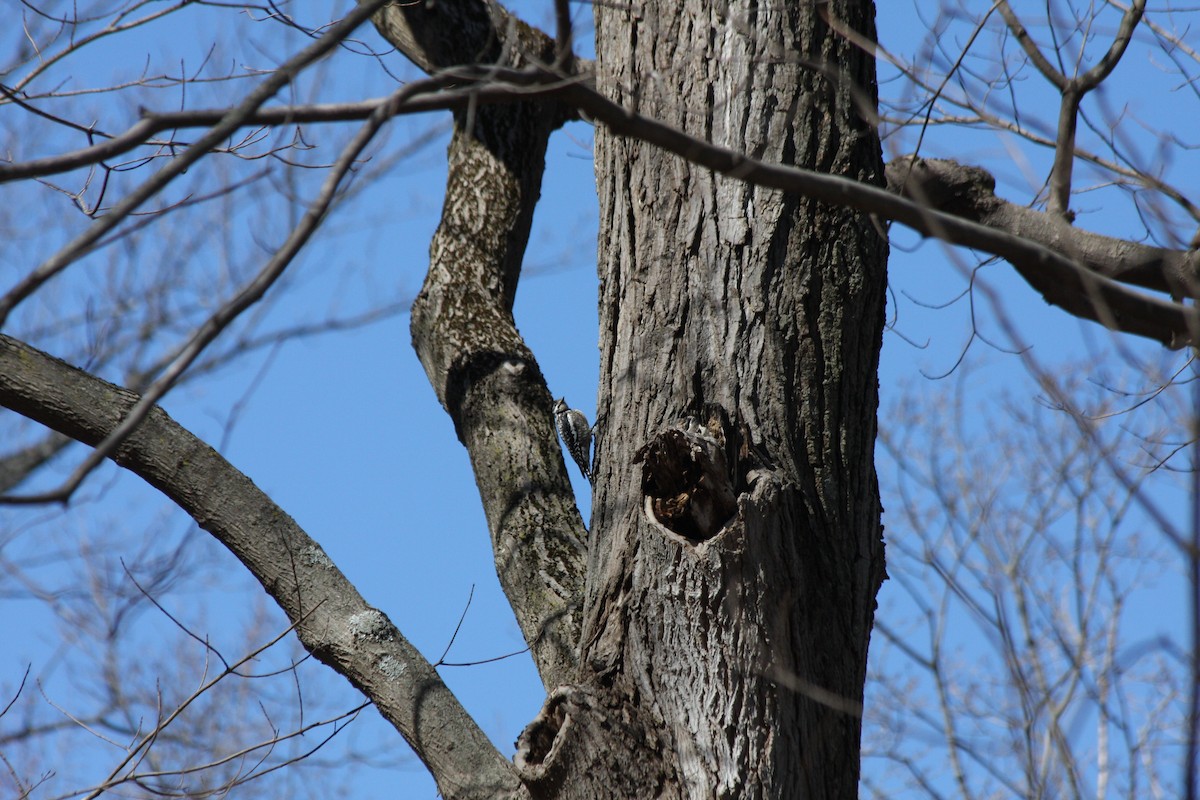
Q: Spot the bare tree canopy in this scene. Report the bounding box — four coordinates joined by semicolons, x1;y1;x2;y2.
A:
0;0;1196;798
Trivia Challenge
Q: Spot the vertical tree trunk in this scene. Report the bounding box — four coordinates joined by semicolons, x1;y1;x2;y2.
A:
515;3;887;798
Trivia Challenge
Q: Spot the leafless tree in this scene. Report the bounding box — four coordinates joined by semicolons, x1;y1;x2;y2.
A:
867;357;1188;800
3;2;423;795
1;0;1197;798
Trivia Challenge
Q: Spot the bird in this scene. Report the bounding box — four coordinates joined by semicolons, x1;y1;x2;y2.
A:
553;397;594;482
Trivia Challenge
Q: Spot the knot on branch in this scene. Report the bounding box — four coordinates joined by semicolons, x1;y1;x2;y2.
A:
514;687;574;793
885;155;998;217
634;413;738;542
514;685;669;799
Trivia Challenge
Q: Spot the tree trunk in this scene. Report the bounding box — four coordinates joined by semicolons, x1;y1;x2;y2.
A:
516;2;888;798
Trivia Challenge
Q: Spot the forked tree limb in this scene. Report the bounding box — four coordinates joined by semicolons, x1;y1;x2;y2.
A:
365;0;587;689
995;0;1147;218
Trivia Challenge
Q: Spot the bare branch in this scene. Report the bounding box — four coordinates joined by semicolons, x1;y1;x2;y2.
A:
994;1;1069;91
76;616;309;799
546;73;1199;346
553;0;574;69
1077;0;1147;91
0;333;526;800
0;90;484;184
0;76;453;506
996;0;1147;218
0;0;394;329
7;0;199;97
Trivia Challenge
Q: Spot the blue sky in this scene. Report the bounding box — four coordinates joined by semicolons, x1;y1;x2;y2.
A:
1;1;1194;797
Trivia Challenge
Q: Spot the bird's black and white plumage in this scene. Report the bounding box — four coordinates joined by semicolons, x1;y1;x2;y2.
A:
553;397;593;482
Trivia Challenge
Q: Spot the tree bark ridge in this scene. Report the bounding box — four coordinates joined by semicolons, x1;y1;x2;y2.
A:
369;0;589;690
565;2;889;797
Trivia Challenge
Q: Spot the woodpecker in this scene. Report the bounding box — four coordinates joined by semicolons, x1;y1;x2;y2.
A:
553;397;593;482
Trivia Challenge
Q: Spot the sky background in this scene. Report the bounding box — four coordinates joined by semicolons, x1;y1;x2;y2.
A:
1;0;1195;797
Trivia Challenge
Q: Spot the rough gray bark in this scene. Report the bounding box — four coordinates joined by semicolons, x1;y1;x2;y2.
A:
885;155;1200;346
369;0;587;690
374;3;891;795
512;2;889;798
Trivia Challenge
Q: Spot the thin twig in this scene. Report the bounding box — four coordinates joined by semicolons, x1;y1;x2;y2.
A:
0;77;443;505
0;0;394;328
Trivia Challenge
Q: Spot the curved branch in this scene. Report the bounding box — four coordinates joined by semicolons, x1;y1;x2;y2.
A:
880;156;1200;295
407;107;589;692
883;155;1200;323
546;76;1199;347
0;333;526;800
1077;0;1147;91
370;0;587;689
0;75;594;185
